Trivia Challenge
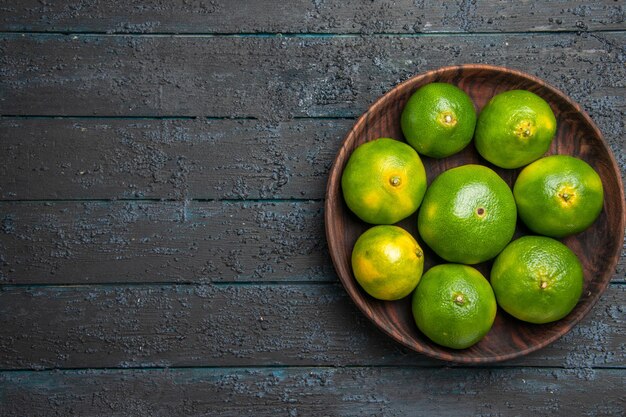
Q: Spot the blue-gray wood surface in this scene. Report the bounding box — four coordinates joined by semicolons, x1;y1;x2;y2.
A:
0;1;624;416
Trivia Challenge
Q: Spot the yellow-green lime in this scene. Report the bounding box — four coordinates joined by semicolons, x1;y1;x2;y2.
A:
401;82;477;158
475;90;557;169
351;225;424;300
491;236;584;324
342;138;427;224
514;155;604;238
417;164;517;264
412;264;497;349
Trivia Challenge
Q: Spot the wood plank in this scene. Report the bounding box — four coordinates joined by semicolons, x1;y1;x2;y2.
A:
0;118;345;200
2;117;624;202
0;367;624;417
1;1;624;33
1;117;624;202
1;33;624;119
1;201;623;285
0;283;623;370
0;201;332;284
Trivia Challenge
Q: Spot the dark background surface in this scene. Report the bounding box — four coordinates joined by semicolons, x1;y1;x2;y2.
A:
0;1;624;415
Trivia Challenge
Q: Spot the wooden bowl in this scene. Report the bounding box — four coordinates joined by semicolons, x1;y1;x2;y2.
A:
324;64;625;363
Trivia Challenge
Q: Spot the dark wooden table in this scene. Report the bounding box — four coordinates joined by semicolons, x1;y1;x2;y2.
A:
1;1;624;415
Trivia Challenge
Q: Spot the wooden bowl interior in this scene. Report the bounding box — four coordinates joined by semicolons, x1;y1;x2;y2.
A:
325;65;625;363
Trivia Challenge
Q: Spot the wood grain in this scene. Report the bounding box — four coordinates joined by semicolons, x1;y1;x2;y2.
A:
1;367;624;417
1;201;622;285
0;118;345;200
1;0;624;33
1;116;623;202
325;64;625;362
1;33;624;118
0;284;622;370
0;201;331;284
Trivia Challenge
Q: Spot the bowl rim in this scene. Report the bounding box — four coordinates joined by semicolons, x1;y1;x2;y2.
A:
324;63;626;363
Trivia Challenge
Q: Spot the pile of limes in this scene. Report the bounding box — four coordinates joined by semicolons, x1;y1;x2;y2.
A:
342;82;604;350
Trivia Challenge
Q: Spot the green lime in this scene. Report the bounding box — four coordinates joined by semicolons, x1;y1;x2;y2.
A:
412;264;497;349
491;236;584;324
475;90;557;169
513;155;604;238
342;138;427;224
417;164;517;264
401;82;477;158
352;225;424;300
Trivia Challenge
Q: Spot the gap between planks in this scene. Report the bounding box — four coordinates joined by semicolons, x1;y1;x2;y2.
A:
0;198;324;203
0;280;341;289
0;115;355;120
1;281;623;289
0;364;624;373
1;29;625;37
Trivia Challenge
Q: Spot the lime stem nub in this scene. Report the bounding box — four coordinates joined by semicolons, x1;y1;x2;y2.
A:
477;207;485;216
557;186;576;206
454;294;465;306
390;176;401;187
439;111;457;127
540;281;548;289
515;120;534;139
